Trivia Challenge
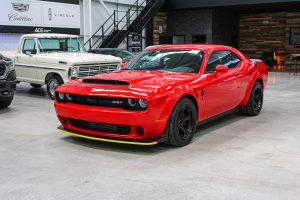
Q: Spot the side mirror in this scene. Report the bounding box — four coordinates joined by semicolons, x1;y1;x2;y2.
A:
215;65;229;73
121;62;128;68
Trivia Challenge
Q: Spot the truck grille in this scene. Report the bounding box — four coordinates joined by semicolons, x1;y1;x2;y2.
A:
76;63;119;78
0;64;6;76
69;118;131;135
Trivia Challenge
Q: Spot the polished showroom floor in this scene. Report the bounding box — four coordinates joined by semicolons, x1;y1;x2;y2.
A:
0;72;299;200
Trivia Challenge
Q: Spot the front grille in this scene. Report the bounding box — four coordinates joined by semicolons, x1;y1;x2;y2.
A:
0;64;6;76
71;94;128;108
69;118;131;134
77;63;119;78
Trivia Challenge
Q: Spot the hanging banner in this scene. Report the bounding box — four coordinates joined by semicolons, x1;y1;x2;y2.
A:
0;0;80;34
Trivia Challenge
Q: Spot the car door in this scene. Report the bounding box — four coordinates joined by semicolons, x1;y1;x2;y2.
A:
203;50;242;119
15;38;38;83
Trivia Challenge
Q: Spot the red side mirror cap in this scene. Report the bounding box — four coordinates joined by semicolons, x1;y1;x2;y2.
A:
121;62;128;68
215;65;229;73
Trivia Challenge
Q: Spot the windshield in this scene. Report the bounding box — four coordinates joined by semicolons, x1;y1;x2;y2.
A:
124;50;204;73
110;50;134;62
38;38;86;53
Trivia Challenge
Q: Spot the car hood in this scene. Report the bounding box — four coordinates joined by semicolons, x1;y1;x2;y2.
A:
36;52;122;65
60;70;197;98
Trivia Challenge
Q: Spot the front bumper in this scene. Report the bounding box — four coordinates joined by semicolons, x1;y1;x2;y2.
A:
54;101;169;142
57;125;164;145
0;80;16;101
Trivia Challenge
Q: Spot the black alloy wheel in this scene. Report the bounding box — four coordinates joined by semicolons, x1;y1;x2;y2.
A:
167;98;197;147
240;81;263;116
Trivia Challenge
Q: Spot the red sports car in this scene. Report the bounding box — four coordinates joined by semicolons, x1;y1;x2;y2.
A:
54;44;268;146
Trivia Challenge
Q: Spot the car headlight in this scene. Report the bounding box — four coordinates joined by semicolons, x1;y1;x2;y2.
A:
57;92;65;101
128;98;137;107
6;62;14;71
127;98;148;110
6;70;16;81
139;99;148;108
66;93;73;101
70;66;79;78
56;92;74;103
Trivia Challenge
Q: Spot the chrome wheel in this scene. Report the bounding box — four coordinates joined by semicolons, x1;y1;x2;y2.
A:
49;79;59;97
47;75;63;100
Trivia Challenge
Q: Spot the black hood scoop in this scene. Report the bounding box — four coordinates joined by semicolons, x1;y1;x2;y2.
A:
82;79;130;86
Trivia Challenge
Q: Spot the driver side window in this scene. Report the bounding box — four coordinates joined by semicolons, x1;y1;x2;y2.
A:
23;39;37;55
206;50;241;73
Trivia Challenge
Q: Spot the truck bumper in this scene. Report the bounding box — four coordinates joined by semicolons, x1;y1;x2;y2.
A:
0;80;16;101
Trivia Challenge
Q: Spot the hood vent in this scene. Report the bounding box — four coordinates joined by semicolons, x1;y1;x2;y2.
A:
82;79;130;86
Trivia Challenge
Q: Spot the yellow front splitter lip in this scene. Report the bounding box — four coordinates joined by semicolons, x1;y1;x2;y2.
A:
57;125;158;146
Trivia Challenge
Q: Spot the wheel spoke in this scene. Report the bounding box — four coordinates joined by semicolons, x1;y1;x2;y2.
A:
179;126;188;135
182;116;189;122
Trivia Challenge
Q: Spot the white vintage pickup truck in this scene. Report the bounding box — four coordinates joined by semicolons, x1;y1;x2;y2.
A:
1;33;122;99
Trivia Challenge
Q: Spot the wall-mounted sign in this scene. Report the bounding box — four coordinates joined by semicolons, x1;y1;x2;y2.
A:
127;32;142;53
290;28;300;45
0;0;80;34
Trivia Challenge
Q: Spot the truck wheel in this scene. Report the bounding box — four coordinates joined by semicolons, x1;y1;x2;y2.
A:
239;81;263;116
166;98;197;147
47;75;63;100
0;99;13;109
30;83;43;88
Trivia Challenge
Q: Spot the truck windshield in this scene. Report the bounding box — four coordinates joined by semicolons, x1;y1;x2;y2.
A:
124;50;204;73
38;38;86;53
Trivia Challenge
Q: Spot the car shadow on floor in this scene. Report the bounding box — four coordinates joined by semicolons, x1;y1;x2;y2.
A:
61;111;245;155
194;111;244;139
0;107;13;114
15;83;49;100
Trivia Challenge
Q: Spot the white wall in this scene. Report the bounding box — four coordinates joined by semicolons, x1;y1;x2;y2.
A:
0;33;22;51
0;0;146;51
82;0;146;50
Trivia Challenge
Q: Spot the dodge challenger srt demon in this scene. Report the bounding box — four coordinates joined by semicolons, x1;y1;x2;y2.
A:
54;44;268;146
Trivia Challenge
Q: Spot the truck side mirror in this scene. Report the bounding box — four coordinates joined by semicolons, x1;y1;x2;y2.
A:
24;49;37;56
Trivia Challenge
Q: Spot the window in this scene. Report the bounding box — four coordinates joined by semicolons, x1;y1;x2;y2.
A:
125;50;204;73
206;50;241;72
23;39;37;54
38;38;85;53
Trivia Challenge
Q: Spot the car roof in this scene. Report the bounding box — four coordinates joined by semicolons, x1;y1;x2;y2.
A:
21;33;78;38
145;44;233;51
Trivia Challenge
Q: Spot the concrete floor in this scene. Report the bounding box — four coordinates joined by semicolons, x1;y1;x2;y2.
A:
0;72;299;200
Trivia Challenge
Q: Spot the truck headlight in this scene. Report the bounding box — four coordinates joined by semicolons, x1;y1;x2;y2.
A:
7;62;14;71
70;66;79;78
116;64;122;70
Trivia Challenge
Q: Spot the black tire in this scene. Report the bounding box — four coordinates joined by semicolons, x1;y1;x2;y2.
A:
30;83;43;88
166;98;197;147
47;75;63;100
240;81;263;116
0;99;13;109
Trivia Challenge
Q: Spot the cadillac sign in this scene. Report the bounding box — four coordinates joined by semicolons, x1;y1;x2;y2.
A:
11;2;29;12
0;0;80;34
